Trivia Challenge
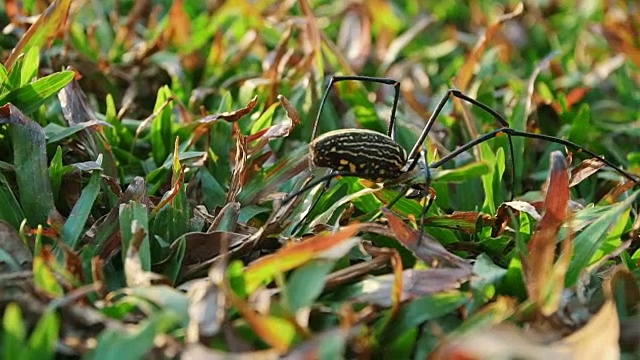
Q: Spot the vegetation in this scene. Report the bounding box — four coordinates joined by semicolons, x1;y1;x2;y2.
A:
0;0;639;358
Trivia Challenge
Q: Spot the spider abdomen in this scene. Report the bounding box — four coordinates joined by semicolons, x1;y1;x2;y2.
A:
309;128;407;182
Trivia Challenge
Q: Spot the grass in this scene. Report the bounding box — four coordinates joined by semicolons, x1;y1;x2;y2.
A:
1;1;640;359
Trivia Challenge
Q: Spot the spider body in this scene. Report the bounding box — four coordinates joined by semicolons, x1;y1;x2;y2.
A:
310;128;407;182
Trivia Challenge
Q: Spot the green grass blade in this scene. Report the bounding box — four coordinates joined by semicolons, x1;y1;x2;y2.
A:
60;168;102;248
0;71;75;114
1;104;56;227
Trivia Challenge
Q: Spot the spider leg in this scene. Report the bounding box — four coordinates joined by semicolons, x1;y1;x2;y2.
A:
406;89;517;199
312;75;401;141
431;127;639;184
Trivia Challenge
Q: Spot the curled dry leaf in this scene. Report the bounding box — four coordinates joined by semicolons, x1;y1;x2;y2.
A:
381;208;471;270
493;200;542;237
174;231;248;267
558;298;620;360
361;243;403;315
350;268;471;307
226;126;248;204
569;157;606;187
190;95;259;146
245;95;301;155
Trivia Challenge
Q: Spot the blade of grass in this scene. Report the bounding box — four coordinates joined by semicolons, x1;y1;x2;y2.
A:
60;165;102;249
1;104;55;227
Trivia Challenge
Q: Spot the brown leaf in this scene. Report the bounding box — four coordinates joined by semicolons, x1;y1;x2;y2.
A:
526;151;569;309
324;256;392;290
245;95;300;155
432;324;569;360
190;95;259;147
347;268;471;307
569;158;606;187
226;126;248;204
174;231;248;267
58;73;118;177
600;180;637;205
361;244;403;315
493;200;542;237
380;208;472;270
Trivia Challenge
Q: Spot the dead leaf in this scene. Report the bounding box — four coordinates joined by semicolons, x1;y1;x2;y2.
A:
226;126;248;204
349;268;471;307
493;200;542;237
174;231;248;267
58;73;118;176
381;208;472;270
190;95;258;147
361;243;403;315
569;158;606;187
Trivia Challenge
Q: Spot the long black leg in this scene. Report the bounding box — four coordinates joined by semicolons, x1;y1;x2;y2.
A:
312;75;401;141
431;127;639;184
405;89;517;198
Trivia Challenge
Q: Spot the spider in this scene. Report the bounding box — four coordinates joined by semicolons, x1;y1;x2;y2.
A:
285;75;639;234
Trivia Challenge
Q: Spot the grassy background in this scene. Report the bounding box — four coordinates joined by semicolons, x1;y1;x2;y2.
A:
0;0;639;359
